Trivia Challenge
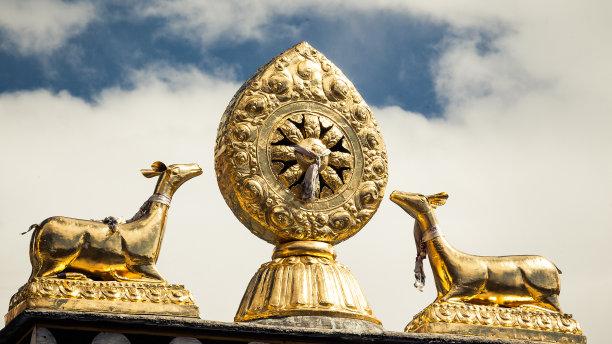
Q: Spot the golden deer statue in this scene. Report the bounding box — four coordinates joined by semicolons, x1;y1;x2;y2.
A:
390;190;563;313
26;161;202;283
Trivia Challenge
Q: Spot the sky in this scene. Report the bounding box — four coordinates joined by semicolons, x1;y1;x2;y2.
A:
0;0;611;342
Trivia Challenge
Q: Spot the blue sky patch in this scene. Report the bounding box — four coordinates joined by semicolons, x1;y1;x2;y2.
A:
0;5;463;117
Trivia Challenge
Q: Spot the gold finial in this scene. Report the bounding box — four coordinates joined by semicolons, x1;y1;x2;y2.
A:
390;190;585;343
215;42;387;328
6;162;203;323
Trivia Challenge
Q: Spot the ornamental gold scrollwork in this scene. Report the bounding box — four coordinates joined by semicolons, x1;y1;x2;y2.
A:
6;278;198;324
215;41;388;245
217;42;384;326
6;279;193;305
406;302;583;335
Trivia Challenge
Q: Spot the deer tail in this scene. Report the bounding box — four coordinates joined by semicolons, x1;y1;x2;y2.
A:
21;224;39;235
26;224;41;281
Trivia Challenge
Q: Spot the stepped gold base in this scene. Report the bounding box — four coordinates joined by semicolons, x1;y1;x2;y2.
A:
5;277;199;324
235;241;380;325
406;301;585;343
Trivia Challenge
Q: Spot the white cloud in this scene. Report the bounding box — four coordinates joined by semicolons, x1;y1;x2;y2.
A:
0;1;611;343
138;0;305;45
0;0;95;54
0;67;262;321
137;0;471;46
359;2;612;339
134;0;516;47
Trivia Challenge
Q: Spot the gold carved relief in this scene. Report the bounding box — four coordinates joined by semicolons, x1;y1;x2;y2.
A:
6;278;198;324
215;42;386;325
215;41;387;245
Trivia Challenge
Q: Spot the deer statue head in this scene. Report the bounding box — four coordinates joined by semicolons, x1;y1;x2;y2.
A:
390;190;449;291
141;161;203;198
390;191;448;226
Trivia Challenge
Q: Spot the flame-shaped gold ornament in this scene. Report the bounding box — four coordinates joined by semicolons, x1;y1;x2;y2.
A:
215;42;387;328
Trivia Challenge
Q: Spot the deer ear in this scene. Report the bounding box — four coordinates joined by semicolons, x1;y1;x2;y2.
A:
427;192;449;208
141;169;162;178
150;161;167;172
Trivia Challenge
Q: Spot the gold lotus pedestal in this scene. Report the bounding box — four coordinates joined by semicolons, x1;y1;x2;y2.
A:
6;278;198;324
215;42;387;329
235;241;379;326
406;302;585;344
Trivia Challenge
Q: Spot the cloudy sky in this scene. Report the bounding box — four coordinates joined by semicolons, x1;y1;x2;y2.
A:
1;0;610;341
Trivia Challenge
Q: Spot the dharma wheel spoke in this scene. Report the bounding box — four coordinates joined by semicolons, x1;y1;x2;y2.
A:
319;116;333;130
328;152;352;168
278;164;303;188
320;166;343;192
341;169;352;183
270;130;285;144
271;146;296;161
303;114;321;139
321;126;343;148
287;113;304;124
278;121;304;144
271;161;285;175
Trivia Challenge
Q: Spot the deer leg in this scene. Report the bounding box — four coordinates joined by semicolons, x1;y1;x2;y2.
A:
58;272;91;280
520;270;562;313
110;269;140;282
440;285;478;303
128;264;165;282
538;294;563;313
34;259;66;279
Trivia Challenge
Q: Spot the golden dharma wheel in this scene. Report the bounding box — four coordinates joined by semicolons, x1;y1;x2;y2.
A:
215;42;388;245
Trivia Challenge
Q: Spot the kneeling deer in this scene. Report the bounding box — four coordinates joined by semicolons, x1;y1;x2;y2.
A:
27;161;202;283
390;190;562;312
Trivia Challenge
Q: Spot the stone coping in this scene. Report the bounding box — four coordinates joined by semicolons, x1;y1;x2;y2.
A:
0;310;533;344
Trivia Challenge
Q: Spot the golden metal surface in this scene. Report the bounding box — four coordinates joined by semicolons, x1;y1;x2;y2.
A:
216;42;384;324
235;242;380;324
27;161;202;282
390;190;585;342
8;162;202;321
272;240;336;260
215;41;388;245
5;278;198;324
407;302;585;343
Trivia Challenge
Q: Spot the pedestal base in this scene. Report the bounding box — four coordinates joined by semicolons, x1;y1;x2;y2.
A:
5;277;199;324
248;315;383;333
406;301;585;343
235;241;380;327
